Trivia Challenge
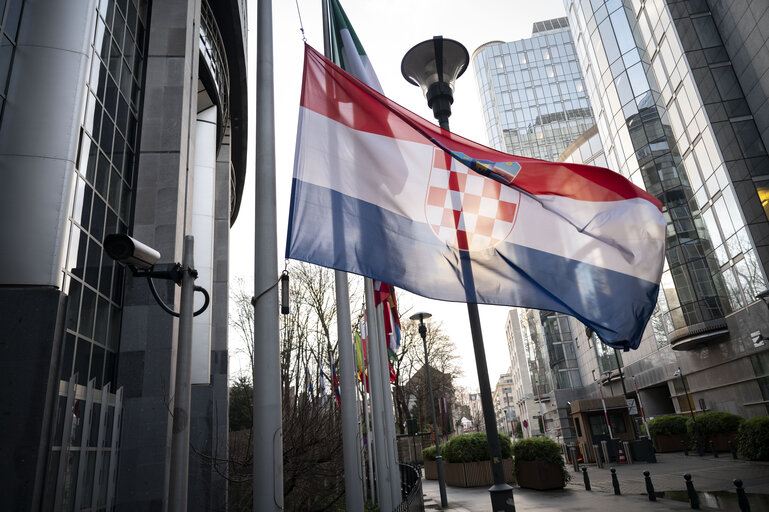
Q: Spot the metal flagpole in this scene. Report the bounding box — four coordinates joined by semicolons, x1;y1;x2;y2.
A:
320;2;364;506
334;273;365;509
364;280;393;511
361;326;376;504
253;0;282;510
375;301;401;506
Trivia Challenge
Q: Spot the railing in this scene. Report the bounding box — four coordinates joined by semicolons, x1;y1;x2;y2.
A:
394;463;424;512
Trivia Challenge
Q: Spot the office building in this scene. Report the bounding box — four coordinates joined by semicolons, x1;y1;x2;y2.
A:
0;1;247;510
477;3;769;447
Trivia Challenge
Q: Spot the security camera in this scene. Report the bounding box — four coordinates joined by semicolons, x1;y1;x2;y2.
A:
104;234;161;270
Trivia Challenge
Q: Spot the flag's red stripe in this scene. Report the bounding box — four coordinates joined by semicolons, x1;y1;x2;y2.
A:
301;45;662;211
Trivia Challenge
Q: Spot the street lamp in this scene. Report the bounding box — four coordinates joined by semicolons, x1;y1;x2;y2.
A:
410;312;448;508
403;38;514;512
674;367;704;456
401;36;469;130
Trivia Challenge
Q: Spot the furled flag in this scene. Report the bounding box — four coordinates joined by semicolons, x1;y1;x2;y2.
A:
331;362;342;407
374;281;402;355
286;44;666;350
354;330;365;381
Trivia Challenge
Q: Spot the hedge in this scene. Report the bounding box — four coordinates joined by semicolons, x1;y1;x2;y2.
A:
737;417;769;461
440;432;512;463
647;415;687;437
422;445;436;461
686;411;743;438
511;437;570;482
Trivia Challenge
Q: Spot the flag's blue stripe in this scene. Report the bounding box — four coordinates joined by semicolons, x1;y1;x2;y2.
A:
286;180;659;349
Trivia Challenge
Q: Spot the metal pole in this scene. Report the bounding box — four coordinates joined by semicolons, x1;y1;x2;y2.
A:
417;315;448;508
613;350;628;398
677;368;703;456
362;374;376;503
169;235;196;511
467;303;515;511
335;272;364;510
365;280;393;512
376;302;401;506
253;0;282;509
598;381;614;439
633;376;650;438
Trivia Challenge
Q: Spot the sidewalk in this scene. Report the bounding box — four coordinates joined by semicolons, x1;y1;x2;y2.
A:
421;451;769;511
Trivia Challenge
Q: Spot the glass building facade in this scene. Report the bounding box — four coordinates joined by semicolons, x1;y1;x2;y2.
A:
472;17;595;161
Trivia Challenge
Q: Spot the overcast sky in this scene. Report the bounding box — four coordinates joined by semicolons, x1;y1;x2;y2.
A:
229;0;568;388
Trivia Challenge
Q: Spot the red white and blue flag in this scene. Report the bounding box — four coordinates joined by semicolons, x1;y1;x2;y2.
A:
286;45;666;350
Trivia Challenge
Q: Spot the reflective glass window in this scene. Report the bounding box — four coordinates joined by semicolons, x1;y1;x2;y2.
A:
692;16;721;49
733;120;767;158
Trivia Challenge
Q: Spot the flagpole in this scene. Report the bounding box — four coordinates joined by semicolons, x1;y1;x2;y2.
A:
365;280;393;511
321;1;365;507
253;0;282;510
375;301;402;506
362;373;376;503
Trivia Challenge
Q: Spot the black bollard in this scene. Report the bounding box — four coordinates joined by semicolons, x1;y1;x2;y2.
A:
710;440;718;458
611;467;621;495
682;439;689;456
684;473;700;509
644;470;656;502
734;479;751;512
582;466;591;491
729;440;738;460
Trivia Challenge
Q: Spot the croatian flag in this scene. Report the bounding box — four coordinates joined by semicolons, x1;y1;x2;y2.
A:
286;45;666;350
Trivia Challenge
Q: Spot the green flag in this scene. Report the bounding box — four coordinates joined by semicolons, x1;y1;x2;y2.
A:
328;0;383;92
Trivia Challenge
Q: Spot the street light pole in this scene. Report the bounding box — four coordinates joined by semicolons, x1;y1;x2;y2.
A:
411;312;448;508
674;367;704;456
403;37;515;512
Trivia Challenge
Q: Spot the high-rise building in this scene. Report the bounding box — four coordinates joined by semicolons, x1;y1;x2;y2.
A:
0;1;248;509
562;0;769;419
472;17;594;161
474;19;590;443
475;2;769;448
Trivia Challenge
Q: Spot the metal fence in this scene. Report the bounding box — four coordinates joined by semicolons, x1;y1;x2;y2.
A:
394;463;424;512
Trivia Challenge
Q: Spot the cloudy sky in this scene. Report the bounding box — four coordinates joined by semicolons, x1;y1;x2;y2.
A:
230;0;568;388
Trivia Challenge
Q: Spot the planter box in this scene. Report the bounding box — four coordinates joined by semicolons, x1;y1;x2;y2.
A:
515;460;565;490
652;433;688;452
424;459;437;480
705;432;738;452
440;460;515;487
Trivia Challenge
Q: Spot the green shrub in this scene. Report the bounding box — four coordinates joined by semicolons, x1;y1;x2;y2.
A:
422;445;436;461
737;417;769;461
686;411;744;438
647;415;687;437
440;432;513;463
511;437;570;482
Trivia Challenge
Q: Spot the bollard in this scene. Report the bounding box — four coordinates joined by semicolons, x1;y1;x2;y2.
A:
710;440;718;458
729;440;738;460
734;479;750;512
684;473;700;509
582;466;591;491
682;439;689;456
644;470;656;501
611;467;621;495
593;444;603;469
570;445;579;472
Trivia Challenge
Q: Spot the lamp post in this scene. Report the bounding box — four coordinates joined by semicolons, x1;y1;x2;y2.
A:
410;312;448;508
403;37;515;512
674;367;704;456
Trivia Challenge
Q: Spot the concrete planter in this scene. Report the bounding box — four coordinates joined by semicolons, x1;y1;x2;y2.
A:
424;459;437;480
441;460;515;487
514;460;565;490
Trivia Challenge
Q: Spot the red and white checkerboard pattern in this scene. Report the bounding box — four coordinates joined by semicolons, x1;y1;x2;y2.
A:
425;148;520;251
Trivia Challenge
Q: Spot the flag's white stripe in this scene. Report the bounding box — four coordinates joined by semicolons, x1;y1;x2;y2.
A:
296;107;664;283
338;28;383;92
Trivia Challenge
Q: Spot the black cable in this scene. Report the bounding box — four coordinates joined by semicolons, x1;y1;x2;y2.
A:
146;275;211;317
